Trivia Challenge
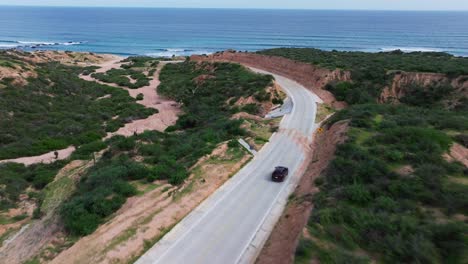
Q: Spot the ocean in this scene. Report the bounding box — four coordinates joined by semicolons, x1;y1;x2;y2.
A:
1;6;468;56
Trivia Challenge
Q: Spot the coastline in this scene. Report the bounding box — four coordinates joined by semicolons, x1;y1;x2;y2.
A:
1;8;468;57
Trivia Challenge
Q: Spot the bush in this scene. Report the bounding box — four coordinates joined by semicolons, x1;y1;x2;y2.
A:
136;93;144;101
431;223;466;262
242;104;260;114
400;84;454;107
272;97;284;105
227;139;239;148
114;136;136;151
344;184;372;205
0;60;154;160
259;48;468;107
92;68;151;89
60;158;146;235
453;134;468;147
58;60;275;237
305;102;467;263
71;140;107;160
0;161;66;208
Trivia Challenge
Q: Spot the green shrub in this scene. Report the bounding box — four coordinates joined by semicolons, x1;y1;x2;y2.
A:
0;61;154;159
58;60;274;237
453;134;468;147
242;104;260;114
400;84;454;107
114;136;136;151
343;184;372;205
136;93;144;101
259;48;468;106
60;158;147;235
431;223;466;262
227;139;239;148
71;140;107;160
272;97;284;105
254;90;270;102
0;161;66;209
306;102;467;263
92;68;151;89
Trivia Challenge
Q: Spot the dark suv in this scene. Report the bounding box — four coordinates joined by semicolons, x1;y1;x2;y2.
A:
272;166;289;182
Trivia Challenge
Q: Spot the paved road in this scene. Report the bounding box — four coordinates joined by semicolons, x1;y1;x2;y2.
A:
136;67;319;264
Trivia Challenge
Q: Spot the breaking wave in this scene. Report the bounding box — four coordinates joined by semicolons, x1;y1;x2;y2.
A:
378;47;444;53
0;40;86;49
146;48;214;57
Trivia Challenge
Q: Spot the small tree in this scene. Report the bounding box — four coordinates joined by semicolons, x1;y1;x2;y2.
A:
136;93;144;101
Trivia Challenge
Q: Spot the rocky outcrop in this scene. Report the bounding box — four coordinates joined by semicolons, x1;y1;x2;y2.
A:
191;51;351;107
380;71;468;103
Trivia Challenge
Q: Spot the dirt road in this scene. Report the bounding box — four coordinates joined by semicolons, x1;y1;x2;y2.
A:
0;57;180;166
80;58;181;137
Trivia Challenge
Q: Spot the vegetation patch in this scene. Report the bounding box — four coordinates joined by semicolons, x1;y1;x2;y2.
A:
300;103;468;263
0;60;154;160
0;161;66;211
92;56;160;89
242;117;281;149
259;48;468;106
258;48;468;263
92;68;151;89
122;56;159;70
60;61;273;236
316;104;335;123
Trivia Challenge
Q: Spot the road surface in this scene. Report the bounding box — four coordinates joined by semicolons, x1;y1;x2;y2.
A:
136;67;320;264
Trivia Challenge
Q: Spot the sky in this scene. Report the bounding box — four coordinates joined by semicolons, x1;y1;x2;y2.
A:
1;0;468;11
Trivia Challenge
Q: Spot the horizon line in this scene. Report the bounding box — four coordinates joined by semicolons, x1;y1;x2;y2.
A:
0;5;467;12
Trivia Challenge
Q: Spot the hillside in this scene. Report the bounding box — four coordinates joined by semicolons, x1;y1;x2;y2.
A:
0;52;282;264
254;48;468;264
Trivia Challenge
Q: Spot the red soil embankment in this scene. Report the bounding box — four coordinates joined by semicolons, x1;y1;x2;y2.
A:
380;71;468;104
191;52;351;107
256;120;349;264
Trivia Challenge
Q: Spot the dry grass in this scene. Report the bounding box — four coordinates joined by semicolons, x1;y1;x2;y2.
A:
315;103;335;123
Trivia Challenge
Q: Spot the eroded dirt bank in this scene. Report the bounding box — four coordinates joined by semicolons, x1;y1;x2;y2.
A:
191;51;350;107
0;160;95;264
380;71;468;104
256;120;349;264
379;72;468;103
49;143;252;264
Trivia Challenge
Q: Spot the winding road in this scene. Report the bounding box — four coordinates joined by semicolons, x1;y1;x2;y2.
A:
136;67;320;264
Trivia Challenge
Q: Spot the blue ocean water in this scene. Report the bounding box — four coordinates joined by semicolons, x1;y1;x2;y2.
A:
1;7;468;56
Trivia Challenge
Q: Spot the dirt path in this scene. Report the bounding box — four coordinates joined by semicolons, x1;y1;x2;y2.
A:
0;146;76;166
0;55;120;167
80;58;181;137
445;143;468;167
0;57;180;167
